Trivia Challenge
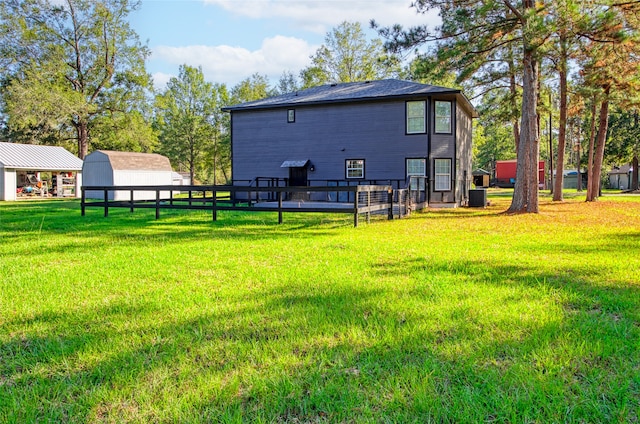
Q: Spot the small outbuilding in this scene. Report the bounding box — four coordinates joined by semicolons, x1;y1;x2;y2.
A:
83;150;174;200
608;165;634;190
0;142;83;201
472;169;490;188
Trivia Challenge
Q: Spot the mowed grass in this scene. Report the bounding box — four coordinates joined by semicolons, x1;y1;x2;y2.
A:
1;192;639;423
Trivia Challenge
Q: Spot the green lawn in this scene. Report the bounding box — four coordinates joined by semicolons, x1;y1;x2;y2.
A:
1;193;639;423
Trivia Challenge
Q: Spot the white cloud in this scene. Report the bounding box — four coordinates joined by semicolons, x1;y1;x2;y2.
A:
146;1;441;89
151;72;173;90
203;0;439;34
152;36;317;87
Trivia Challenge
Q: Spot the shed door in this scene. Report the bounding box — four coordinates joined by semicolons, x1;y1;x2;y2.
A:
289;167;308;187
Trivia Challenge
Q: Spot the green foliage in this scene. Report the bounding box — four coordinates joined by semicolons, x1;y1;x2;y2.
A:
377;1;553;212
231;73;272;104
407;55;461;89
379;0;640;209
473;119;516;173
206;83;231;184
1;196;639;421
274;71;300;95
606;109;640;164
91;111;158;153
300;21;401;88
0;0;153;158
154;65;225;184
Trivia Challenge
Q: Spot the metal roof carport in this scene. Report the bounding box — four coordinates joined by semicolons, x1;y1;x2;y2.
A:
0;142;83;201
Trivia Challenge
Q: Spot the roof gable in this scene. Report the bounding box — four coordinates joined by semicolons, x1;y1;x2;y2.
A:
0;142;83;171
87;150;172;171
223;79;477;117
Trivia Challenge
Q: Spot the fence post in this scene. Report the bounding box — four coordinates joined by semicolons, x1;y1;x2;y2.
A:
367;190;371;224
130;189;134;213
81;187;86;216
104;189;108;217
277;190;283;224
212;186;217;221
155;189;160;220
388;188;394;220
353;187;359;227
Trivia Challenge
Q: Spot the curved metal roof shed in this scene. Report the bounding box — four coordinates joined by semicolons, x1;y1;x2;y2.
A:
0;142;83;201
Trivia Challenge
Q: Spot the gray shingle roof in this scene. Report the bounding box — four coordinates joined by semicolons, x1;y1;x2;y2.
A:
0;142;83;171
222;79;476;115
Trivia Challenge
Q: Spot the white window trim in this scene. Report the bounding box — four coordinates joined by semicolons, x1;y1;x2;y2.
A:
434;100;452;134
406;101;426;134
406;158;426;190
434;158;452;191
346;159;365;179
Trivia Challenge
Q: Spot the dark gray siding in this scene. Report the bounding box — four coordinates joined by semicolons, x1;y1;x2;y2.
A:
428;96;456;204
232;100;430;184
230;95;474;206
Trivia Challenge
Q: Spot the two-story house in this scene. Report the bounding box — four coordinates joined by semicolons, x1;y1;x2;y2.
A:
222;79;477;207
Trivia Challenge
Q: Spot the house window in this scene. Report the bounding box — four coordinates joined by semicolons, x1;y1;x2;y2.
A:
346;159;365;179
287;109;295;123
434;100;452;133
406;158;426;190
406;101;426;134
434;158;452;191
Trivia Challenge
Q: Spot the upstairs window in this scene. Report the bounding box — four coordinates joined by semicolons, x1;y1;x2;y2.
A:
406;101;426;134
287;109;295;123
346;159;365;179
435;100;452;133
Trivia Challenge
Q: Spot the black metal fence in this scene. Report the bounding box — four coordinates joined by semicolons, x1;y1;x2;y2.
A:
233;177;427;203
81;184;421;227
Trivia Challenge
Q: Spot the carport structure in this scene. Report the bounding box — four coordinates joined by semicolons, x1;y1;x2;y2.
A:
0;142;83;201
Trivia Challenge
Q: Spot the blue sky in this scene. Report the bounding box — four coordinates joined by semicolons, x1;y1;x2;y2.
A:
128;0;440;89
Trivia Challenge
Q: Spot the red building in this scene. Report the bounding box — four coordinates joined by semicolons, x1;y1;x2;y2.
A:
495;160;545;188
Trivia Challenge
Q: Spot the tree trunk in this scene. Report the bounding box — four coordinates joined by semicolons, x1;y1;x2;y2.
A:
508;50;520;150
508;49;539;213
553;40;568;201
588;87;610;202
76;119;89;159
633;114;639;191
576;126;583;191
586;98;597;201
632;155;639;191
189;140;196;185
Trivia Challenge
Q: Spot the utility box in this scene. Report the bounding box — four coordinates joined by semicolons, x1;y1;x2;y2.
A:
468;188;487;208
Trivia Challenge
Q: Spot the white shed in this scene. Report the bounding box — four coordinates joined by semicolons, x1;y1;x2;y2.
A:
83;150;174;200
0;142;83;201
608;165;633;190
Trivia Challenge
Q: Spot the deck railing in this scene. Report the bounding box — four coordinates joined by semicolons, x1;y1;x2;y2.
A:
81;184;404;227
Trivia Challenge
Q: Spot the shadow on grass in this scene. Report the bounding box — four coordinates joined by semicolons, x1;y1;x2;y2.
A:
0;200;359;259
2;201;639;422
0;285;385;422
4;251;637;422
193;254;640;422
417;208;506;220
